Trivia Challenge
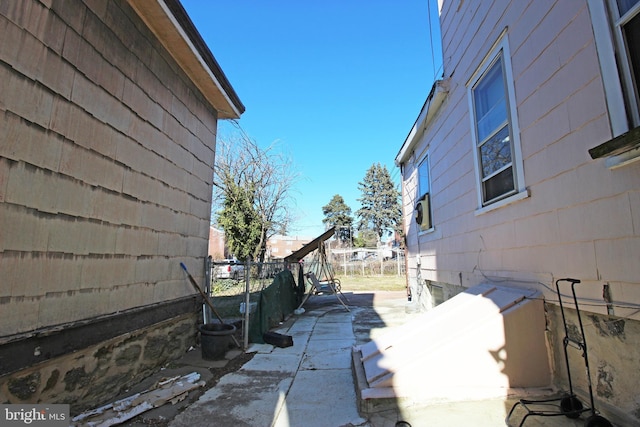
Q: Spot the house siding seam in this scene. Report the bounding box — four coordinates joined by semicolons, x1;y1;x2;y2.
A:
0;0;240;411
399;0;640;423
0;0;217;332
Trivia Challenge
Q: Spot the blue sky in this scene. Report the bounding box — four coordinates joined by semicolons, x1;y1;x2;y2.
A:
180;1;441;238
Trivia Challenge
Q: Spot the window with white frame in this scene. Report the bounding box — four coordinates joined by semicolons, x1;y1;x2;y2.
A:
609;0;640;126
587;0;640;164
589;0;640;129
468;36;525;208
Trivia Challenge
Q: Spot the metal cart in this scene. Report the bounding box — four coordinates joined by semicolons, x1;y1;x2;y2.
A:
506;278;612;427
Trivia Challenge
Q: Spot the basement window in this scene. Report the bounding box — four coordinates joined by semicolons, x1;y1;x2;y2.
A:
428;282;444;307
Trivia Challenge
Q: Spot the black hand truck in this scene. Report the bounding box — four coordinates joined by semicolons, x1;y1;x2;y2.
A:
506;278;612;427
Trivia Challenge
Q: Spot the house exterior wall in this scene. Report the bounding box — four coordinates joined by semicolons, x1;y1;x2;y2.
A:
398;0;639;422
0;0;238;412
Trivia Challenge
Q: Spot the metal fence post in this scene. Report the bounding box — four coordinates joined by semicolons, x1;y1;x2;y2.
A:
343;250;347;276
243;256;251;351
204;256;212;324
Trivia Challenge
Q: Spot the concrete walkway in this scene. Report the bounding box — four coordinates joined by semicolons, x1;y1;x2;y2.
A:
115;291;610;427
169;293;370;427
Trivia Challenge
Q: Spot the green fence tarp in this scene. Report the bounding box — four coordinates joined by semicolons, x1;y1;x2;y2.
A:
249;270;298;343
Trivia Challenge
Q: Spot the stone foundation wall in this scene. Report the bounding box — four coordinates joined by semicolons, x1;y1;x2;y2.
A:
0;312;198;415
409;274;640;424
0;0;238;415
545;304;640;426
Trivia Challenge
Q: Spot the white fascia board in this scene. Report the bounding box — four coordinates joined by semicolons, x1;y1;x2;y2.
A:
156;0;242;118
395;79;449;166
128;0;243;119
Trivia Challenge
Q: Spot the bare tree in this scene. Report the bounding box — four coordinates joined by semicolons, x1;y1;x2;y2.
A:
213;126;298;262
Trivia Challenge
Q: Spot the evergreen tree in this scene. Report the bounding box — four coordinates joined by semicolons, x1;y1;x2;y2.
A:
356;163;401;243
322;194;354;246
217;182;261;261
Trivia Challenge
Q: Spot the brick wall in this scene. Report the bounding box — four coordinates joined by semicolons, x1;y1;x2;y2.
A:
268;235;312;259
208;226;226;259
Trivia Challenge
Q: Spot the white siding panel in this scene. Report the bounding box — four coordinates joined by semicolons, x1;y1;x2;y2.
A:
507;0;555;56
514;211;560;247
573;158;624;205
566;76;608;133
595;237;640;283
513;35;562;109
630;190;640;235
477;221;517;250
519;103;571;164
558;195;634;242
399;0;640;421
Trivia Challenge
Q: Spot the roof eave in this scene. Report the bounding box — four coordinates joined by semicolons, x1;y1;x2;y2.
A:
127;0;245;119
395;79;449;166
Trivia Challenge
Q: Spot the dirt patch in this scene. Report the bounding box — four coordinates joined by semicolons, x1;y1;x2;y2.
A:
120;332;255;427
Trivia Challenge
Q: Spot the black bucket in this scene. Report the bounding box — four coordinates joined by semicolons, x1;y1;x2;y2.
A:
198;323;236;360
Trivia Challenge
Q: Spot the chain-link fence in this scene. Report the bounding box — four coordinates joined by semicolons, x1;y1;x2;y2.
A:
326;247;405;276
206;258;300;349
207;259;291;316
204;249;403;348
